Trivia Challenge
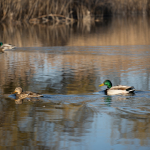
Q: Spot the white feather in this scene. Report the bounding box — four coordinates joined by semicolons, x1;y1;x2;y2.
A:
107;85;135;95
1;44;15;51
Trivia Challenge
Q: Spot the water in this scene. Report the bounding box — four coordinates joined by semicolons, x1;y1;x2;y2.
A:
0;16;150;150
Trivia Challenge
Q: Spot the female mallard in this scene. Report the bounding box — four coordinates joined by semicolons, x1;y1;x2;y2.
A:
12;87;29;99
99;80;135;95
12;87;43;98
0;42;15;52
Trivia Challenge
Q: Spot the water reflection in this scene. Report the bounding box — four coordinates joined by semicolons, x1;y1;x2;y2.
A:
0;45;150;95
0;94;150;149
0;16;150;149
0;96;96;148
0;16;150;47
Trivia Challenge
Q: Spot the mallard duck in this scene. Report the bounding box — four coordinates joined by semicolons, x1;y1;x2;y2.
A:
0;42;15;52
12;87;43;98
12;87;29;99
99;80;135;95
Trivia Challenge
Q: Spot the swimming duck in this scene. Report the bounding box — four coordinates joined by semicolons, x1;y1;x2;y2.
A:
12;87;43;98
99;80;135;95
0;42;15;52
12;87;29;99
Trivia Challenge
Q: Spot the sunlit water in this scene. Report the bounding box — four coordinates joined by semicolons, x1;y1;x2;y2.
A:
0;16;150;150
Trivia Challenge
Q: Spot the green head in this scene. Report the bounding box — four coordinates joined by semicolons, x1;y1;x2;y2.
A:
99;80;112;89
0;42;3;46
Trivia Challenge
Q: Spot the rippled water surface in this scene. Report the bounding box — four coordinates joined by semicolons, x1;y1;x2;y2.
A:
0;16;150;150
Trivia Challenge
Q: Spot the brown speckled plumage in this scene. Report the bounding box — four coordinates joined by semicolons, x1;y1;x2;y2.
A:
12;87;43;98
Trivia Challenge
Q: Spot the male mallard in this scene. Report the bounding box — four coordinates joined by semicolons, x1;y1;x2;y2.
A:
0;42;15;52
99;80;135;95
12;87;43;98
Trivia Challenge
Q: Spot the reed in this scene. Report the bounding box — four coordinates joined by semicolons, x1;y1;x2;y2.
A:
0;0;149;22
0;0;74;21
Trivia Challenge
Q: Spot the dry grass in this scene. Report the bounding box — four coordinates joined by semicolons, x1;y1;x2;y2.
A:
0;0;74;21
0;0;150;22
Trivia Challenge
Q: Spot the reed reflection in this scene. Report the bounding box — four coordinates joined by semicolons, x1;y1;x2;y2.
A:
0;97;96;148
0;95;150;149
0;16;150;47
109;108;150;147
0;45;150;95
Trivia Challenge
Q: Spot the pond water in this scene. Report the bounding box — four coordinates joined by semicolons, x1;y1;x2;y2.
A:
0;16;150;150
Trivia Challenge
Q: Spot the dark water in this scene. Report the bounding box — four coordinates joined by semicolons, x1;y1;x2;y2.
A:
0;16;150;150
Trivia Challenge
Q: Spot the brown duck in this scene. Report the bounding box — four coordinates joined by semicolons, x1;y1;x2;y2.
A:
12;87;43;98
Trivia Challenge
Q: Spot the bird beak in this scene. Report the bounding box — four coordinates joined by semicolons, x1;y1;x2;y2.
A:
12;91;16;94
99;83;104;86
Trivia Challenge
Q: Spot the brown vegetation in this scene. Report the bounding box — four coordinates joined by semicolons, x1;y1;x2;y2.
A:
0;16;150;47
0;0;150;23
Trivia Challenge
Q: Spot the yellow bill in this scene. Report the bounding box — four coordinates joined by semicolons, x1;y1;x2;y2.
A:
99;83;104;86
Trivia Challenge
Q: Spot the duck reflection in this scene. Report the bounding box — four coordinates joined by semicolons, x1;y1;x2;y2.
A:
104;96;112;106
15;98;23;104
14;97;42;104
1;93;150;149
103;93;135;107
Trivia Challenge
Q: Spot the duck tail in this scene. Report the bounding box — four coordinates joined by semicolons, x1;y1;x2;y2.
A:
8;44;16;49
126;86;135;93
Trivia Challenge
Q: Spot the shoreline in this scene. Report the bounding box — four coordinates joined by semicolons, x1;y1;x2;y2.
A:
0;0;150;24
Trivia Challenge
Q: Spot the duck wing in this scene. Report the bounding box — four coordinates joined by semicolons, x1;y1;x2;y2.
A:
106;85;135;95
110;85;135;92
15;93;29;99
2;44;15;50
25;91;43;97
